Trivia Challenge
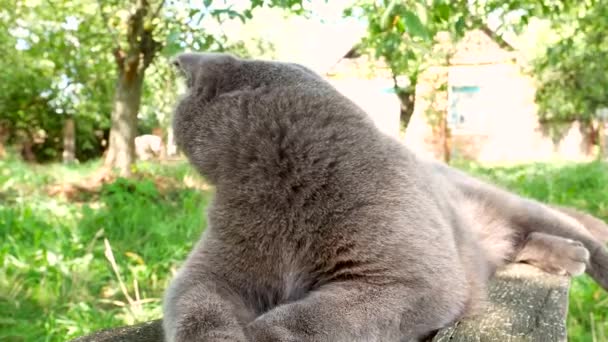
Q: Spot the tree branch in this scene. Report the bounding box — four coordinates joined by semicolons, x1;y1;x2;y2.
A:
478;24;515;51
96;0;122;50
151;0;166;20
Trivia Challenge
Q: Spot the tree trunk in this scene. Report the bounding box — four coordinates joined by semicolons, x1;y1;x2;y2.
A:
0;123;7;159
166;126;178;157
104;71;144;177
102;0;159;177
395;86;416;130
440;108;451;164
20;140;36;162
425;67;450;163
62;117;76;164
599;120;607;160
392;75;417;131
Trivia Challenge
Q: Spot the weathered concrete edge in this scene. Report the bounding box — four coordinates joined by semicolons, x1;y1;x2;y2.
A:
71;319;164;342
71;263;571;342
433;263;571;342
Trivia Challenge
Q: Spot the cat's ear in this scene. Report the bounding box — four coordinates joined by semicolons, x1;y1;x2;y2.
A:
171;53;202;88
171;52;238;101
172;52;236;87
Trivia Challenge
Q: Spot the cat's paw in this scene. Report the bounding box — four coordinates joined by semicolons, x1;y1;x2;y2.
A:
245;319;299;342
542;239;589;276
517;233;590;277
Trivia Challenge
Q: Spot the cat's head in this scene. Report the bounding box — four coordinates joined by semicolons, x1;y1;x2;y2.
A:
170;53;308;179
170;53;241;181
172;52;325;101
172;52;241;101
170;53;333;182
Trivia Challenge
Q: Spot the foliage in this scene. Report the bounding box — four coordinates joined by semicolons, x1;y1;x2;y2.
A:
530;2;608;124
345;0;473;126
457;160;608;341
345;0;607;134
0;156;209;340
349;0;470;76
1;0;310;164
474;0;607;145
0;0;114;161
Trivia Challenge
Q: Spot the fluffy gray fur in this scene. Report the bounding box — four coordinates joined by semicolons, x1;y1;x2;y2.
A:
163;52;608;342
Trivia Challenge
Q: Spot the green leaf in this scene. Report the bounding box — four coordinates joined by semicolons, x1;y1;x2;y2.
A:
163;31;182;56
454;15;466;37
402;10;430;40
380;0;398;29
434;3;450;22
243;9;253;20
415;2;428;25
394;16;406;33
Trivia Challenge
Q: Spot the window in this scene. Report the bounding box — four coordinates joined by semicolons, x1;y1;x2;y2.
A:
448;85;484;130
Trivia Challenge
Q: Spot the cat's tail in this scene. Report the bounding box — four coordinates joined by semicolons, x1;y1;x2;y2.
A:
553;206;608;244
430;161;608;291
477;185;608;291
477;190;608;291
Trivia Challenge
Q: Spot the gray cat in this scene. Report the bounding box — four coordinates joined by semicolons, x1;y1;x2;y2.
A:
163;52;608;342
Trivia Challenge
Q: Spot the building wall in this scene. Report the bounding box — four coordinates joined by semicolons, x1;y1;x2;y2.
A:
324;55;402;139
403;66;450;161
405;61;593;164
327;77;401;140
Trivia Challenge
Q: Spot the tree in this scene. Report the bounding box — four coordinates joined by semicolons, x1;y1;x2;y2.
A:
478;0;607;156
99;0;309;177
1;0;115;162
530;2;608;157
345;0;471;129
347;0;608;160
2;0;309;167
98;0;163;176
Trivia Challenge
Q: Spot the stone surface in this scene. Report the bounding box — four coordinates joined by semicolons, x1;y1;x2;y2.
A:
71;320;164;342
433;263;570;342
71;263;570;342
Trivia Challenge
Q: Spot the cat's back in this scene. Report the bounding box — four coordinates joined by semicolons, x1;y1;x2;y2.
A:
209;81;418;197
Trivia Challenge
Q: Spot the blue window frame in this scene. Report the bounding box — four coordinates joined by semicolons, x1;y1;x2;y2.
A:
448;85;483;130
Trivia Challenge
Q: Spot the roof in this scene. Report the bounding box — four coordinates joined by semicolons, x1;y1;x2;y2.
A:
325;53;394;80
450;29;517;65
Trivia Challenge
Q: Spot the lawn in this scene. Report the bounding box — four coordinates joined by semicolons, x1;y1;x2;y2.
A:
1;156;607;341
0;155;210;341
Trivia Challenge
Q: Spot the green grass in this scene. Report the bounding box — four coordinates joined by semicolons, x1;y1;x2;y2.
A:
0;156;211;341
1;156;607;341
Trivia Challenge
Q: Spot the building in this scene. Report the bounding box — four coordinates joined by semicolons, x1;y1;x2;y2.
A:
324;51;401;139
404;30;593;163
221;12;596;164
